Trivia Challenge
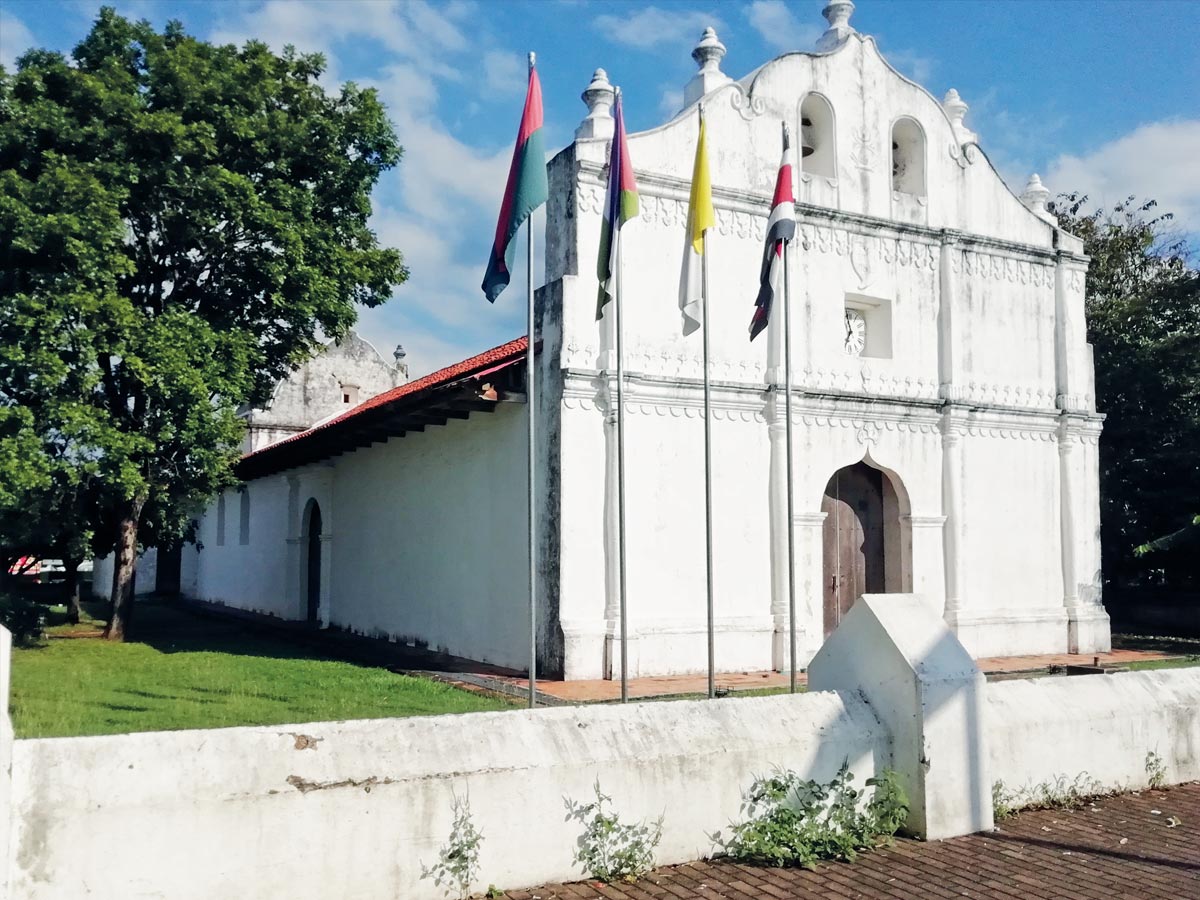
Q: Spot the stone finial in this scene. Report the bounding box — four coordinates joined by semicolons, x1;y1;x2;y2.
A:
683;27;732;107
393;344;406;362
816;1;857;51
1020;174;1056;224
942;89;977;144
576;68;615;140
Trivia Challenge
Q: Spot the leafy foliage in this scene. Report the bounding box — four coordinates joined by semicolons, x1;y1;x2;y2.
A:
421;793;483;899
1145;750;1167;789
0;592;46;646
991;773;1105;819
716;763;908;868
1050;194;1199;588
0;8;405;635
565;781;663;883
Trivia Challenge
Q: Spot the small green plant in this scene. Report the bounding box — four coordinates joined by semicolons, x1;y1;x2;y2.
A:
992;780;1016;820
0;593;46;647
421;793;482;899
1146;750;1167;789
565;781;663;883
993;773;1106;817
715;762;908;868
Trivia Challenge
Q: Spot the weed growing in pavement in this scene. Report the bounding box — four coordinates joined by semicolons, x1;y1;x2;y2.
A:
565;781;663;883
421;792;482;899
1146;750;1167;789
714;762;909;868
992;773;1107;819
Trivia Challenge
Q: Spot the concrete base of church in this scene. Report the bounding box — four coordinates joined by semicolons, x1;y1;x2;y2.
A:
944;607;1071;658
1068;606;1113;654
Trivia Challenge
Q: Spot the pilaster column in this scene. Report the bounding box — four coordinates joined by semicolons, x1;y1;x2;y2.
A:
1057;421;1080;613
937;231;961;400
940;419;966;617
318;532;334;628
1058;419;1112;652
283;475;301;616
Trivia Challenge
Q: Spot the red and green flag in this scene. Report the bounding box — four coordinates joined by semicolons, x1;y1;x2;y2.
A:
596;89;639;319
749;125;796;340
483;60;549;303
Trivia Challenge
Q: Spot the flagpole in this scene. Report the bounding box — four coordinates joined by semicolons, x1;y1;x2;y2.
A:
702;215;716;702
526;51;538;710
615;224;629;703
782;233;797;693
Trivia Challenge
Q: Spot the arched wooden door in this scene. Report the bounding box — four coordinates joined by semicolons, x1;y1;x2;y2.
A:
305;502;322;625
821;463;885;636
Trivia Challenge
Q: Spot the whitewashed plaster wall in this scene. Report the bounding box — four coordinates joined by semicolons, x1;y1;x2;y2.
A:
5;691;887;900
189;476;295;619
988;669;1200;799
543;25;1107;678
328;405;530;670
185;404;532;671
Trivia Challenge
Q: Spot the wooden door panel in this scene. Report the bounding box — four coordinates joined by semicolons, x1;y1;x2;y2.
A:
822;464;885;637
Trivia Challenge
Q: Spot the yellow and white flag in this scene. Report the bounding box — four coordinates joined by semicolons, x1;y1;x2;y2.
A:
678;108;715;335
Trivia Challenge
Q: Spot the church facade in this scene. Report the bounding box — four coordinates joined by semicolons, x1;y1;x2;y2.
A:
175;5;1111;679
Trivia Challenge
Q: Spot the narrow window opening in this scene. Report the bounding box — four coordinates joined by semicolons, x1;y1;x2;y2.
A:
891;118;926;196
799;94;836;179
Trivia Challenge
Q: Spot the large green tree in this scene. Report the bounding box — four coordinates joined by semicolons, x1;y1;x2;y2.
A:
1051;195;1200;589
0;9;406;637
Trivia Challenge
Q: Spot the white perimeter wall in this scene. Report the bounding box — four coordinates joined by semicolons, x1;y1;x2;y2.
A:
8;691;886;900
988;669;1200;796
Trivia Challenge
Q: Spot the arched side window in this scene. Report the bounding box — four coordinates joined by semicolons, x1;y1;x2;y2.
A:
799;93;836;180
891;117;926;196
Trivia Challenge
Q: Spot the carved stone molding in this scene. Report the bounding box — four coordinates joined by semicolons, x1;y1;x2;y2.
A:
951;248;1055;288
798;413;940;436
797;224;939;272
729;84;766;121
793;512;828;527
964;422;1058;441
805;366;939;400
904;515;947;528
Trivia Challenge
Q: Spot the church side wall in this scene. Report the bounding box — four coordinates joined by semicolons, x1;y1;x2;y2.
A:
329;405;530;671
190;479;293;619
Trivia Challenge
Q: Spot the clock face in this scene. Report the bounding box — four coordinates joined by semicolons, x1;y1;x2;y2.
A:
844;309;867;357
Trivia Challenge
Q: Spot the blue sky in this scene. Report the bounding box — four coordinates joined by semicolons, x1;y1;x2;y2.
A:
2;0;1198;377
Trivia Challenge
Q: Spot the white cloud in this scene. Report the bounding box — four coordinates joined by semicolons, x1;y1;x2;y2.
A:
745;1;820;53
481;50;527;97
594;6;723;50
883;48;935;86
659;87;684;119
1046;119;1200;234
0;11;35;70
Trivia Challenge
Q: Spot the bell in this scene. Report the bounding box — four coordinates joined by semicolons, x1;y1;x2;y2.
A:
800;116;816;158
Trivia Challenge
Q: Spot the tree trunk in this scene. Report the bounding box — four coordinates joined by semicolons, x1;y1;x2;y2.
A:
64;555;83;625
105;498;145;641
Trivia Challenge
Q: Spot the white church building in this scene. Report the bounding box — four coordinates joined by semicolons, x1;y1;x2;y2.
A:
162;4;1111;679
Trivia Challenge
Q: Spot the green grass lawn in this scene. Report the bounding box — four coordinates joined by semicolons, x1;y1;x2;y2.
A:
10;600;511;739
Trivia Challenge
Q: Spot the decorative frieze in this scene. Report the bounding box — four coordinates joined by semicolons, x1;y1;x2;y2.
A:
946;381;1056;409
951;248;1055;288
805;366;939;400
797;225;939;272
797;413;939;437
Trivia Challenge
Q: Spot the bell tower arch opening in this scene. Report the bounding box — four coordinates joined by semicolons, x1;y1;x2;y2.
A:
820;459;912;637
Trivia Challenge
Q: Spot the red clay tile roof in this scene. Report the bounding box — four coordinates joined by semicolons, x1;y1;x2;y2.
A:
236;336;528;479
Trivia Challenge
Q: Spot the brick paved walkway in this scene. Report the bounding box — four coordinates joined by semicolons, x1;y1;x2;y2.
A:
503;782;1200;900
478;649;1174;703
